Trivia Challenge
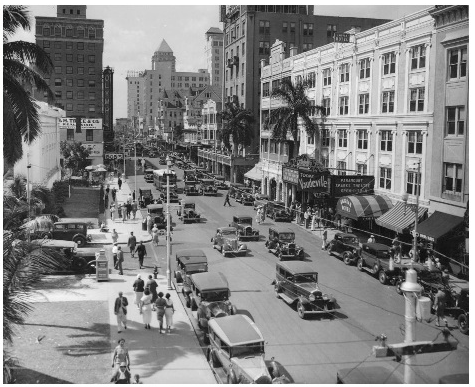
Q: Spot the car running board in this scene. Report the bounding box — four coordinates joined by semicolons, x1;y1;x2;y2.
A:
279;293;295;305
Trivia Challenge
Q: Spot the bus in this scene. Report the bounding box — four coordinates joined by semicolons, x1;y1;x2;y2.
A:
153;169;177;191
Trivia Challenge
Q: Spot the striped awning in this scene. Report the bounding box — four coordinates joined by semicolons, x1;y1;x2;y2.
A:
336;195;393;220
375;201;428;234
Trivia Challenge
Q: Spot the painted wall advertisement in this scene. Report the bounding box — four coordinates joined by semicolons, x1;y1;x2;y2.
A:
83;143;103;157
59;118;103;130
298;171;331;193
332;175;374;197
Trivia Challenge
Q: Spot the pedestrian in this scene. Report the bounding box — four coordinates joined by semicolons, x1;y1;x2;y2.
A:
105;194;109;209
112;242;119;268
132;374;142;384
118;177;123;190
113;293;128;333
126;202;132;220
256;207;262;225
116;247;124;275
392;235;402;262
127;193;132;204
110;203;116;221
132;190;136;202
164;293;175;333
111;362;131;384
128;232;137;258
311;211;316;231
367;234;376;244
135;241;147;269
434;289;448;327
261;205;266;223
131;201;137;220
336;213;342;230
112;229;119;244
106;184;110;197
152;224;159;246
153;292;167;334
322;227;328;250
223;192;231;206
112;188;117;202
117;204;123;220
133;274;145;309
304;209;310;229
146;275;158;303
139;288;153;329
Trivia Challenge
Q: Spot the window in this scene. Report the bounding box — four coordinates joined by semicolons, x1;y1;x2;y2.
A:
409;87;425;112
77;42;84;50
88;55;95;63
303;23;313;36
303;43;313;52
242;42;245;56
54;90;62;99
321;129;330;147
337;161;347;175
88;92;95;100
381;91;394;113
78;79;84;87
66;27;72;37
357;163;367;175
66;79;73;87
380;167;392;190
322;68;332;87
307;72;316;88
78;67;84;74
78;28;85;38
322;98;331;116
339;97;349;115
281;142;288;156
67;129;74;140
359;58;371;78
327;24;336;38
88;104;95;112
444;163;463;194
259;20;270;35
54;66;62;74
54;53;62;61
307;133;315;144
448;47;467;79
54;78;62;87
446;106;465;136
411;44;426;70
339;63;349;82
241;83;244;96
88;28;96;39
270;141;276;154
271;79;280;91
259;41;270;55
242;21;245;36
43;40;50;49
290;22;295;33
338;130;348;147
66;53;73;62
88;43;95;50
66;103;73;111
88;67;95;75
85;129;93;141
66;66;73;74
43;26;50;36
54;41;61;49
66;91;73;99
407;132;423;154
406;171;421;195
380;131;393;152
357;130;368;149
382;52;396;75
77;104;84;112
66;41;72;49
77;91;84;99
282;22;288;33
359;94;369;114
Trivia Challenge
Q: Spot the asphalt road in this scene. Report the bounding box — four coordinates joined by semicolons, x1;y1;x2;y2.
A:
128;157;469;384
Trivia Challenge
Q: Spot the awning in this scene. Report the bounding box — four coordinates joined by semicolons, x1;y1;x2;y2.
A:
375;202;428;234
244;164;262;181
336;195;393;220
416;211;464;243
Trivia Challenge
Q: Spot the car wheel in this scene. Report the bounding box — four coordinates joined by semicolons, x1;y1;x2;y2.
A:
73;236;87;247
72;257;87;271
231;305;237;315
185;296;191;308
343;252;352;265
357;259;364;271
458;313;469;335
191;298;197;311
372;264;380;276
41;232;52;239
378;270;388;285
297;301;306;319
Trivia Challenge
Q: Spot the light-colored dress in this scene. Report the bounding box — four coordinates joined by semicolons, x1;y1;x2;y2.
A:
165;298;174;327
256;208;261;224
140;294;153;325
152;227;159;245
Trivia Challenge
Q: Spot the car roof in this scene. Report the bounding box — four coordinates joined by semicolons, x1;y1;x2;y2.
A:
175;249;208;263
276;261;317;274
200;179;214;183
147;204;163;209
31;239;77;248
54;221;87;226
270;226;295;234
208;315;264;346
234;215;252;220
336;233;358;239
362;243;390;250
191;272;229;291
218;227;237;233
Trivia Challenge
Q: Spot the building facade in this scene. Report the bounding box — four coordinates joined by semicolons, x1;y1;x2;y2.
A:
205;27;224;90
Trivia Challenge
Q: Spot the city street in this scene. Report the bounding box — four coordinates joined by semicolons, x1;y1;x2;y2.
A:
129;158;469;384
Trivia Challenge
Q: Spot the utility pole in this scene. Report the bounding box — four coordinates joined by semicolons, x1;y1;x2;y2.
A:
166;155;172;290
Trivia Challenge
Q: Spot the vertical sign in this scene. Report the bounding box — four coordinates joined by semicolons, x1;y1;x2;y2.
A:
102;66;114;136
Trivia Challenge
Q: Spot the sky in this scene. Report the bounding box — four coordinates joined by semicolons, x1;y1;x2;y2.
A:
11;2;431;121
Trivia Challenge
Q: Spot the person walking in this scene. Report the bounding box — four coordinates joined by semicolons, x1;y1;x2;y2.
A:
153;292;167;334
304;209;310;229
110;203;116;221
139;288;153;329
111;362;131;384
127;193;132;204
111;229;119;244
117;204;123;221
223;192;231;206
126;202;132;221
145;275;158;303
135;241;147;269
392;235;402;262
116;247;124;275
104;194;109;209
261;204;266;223
112;242;119;268
256;207;262;225
164;293;175;333
111;188;117;203
146;215;153;235
128;232;137;258
322;227;328;250
152;225;159;246
311;211;317;231
111;338;130;374
133;274;145;309
118;177;123;190
434;289;448;327
132;190;136;201
113;293;128;333
131;201;137;220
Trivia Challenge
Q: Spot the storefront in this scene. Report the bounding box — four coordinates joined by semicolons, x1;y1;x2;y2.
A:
244;164;262;193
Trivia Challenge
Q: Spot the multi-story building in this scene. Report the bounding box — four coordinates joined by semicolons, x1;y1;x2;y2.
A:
205;27;224;90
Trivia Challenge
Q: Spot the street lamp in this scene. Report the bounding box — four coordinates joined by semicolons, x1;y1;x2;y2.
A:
165;155;172;290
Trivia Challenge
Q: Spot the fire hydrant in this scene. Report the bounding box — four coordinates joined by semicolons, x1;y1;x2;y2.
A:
153;266;159;279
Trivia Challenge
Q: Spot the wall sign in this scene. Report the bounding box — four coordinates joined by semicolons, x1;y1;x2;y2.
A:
331;175;374;197
59;118;102;130
298;171;331;193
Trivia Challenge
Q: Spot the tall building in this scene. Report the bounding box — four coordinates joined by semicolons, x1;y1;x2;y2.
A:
205;27;224;90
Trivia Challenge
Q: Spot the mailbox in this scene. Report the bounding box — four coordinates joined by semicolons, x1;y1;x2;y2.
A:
96;249;109;281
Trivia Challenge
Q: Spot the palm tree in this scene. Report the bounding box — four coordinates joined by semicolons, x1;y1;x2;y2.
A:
3;5;54;166
268;78;325;160
218;97;255;156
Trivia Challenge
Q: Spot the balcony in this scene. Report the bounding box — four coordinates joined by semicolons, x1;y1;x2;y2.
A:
233;55;239;65
227;58;233;68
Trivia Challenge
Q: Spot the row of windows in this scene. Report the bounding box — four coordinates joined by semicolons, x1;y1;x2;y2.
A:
42;41;96;50
66;129;95;141
225;83;245;98
54;53;95;62
54;66;97;75
38;25;98;39
225;21;245;45
255;5;299;13
54;90;96;100
53;78;96;87
61;104;97;113
261;139;289;155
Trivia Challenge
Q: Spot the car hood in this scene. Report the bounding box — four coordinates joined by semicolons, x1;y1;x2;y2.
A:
207;301;230;317
297;282;321;294
232;356;272;383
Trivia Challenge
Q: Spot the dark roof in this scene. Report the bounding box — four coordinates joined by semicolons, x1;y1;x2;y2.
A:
54;221;87;226
175;249;207;262
362;242;391;251
155;39;173;53
270;226;294;234
147;204;163;210
235;215;252;220
191;272;228;291
335;233;358;239
206;27;223;35
276;261;317;275
209;315;263;346
416;211;464;242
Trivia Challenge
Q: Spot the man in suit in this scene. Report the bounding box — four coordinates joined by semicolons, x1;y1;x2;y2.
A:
127;232;137;258
116;247;124;275
135;241;147;269
114;291;128;333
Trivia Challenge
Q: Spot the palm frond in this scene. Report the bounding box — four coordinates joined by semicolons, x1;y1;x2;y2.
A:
3;5;31;42
3;41;53;76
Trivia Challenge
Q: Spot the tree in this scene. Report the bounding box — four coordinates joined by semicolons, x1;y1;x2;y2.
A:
60;140;92;175
172;124;184;143
268;78;326;159
3;5;54;166
218;97;255;156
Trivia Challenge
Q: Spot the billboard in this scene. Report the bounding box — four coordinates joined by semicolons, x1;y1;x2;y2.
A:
331;175;374;197
59;118;103;130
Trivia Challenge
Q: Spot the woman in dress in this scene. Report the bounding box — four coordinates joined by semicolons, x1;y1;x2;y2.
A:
139;288;153;329
152;224;159;246
153;292;167;334
164;293;175;333
256;207;261;225
133;274;145;309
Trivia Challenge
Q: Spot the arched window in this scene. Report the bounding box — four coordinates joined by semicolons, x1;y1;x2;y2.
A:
88;28;96;39
54;25;61;36
43;26;50;36
77;27;85;38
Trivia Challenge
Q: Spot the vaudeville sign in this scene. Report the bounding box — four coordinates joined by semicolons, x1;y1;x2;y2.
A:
298;171;331;193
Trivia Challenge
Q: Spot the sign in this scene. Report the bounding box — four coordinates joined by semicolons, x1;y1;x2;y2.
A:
334;33;350;43
59;118;103;130
82;143;103;157
282;167;298;185
105;153;124;160
298;171;331;193
332;175;374;197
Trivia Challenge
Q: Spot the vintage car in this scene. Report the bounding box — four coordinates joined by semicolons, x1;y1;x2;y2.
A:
139;188;154;208
144;168;154;182
213;175;228;190
191;272;237;335
174;249;208;299
356;243;401;285
266;201;293;222
235;187;254;205
327;233;360;265
184;181;199;196
230;215;260;241
211;227;248;257
178;201;201;224
147;204;173;230
228;183;245;199
206;314;289;384
159;188;180;203
265;227;304;261
199;179;218;196
272;261;336;319
183;169;197;182
42;221;92;247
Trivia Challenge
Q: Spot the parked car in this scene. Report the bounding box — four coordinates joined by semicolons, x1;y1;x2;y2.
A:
272;261;336;319
327;233;360;265
229;183;245;199
265;227;304;260
199;179;218;196
174;249;208;299
178;201;201;224
184;181;199;196
211;227;248;257
144;169;154;183
139;188;154;208
42;221;92;247
183;169;197;182
230;215;260;241
206;314;289;384
159;188;180;203
213;175;228;190
235;187;253;205
266;201;293;222
254;193;269;201
356;243;401;285
147;204;173;230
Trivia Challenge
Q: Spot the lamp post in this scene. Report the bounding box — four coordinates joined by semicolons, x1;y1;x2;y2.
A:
165;155;172;290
